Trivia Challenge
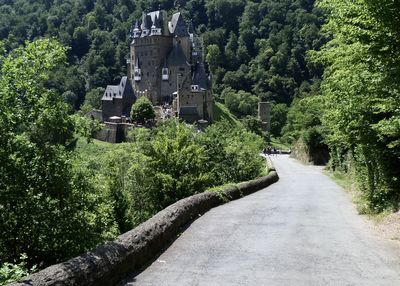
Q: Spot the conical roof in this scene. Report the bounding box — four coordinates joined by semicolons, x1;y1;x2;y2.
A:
169;12;189;37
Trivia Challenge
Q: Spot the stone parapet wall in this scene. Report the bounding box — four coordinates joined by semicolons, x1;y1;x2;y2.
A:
9;163;278;286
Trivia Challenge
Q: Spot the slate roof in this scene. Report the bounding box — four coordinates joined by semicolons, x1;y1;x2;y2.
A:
102;76;134;101
192;62;210;89
141;12;151;30
134;20;140;31
169;12;189;37
148;11;162;28
166;43;188;66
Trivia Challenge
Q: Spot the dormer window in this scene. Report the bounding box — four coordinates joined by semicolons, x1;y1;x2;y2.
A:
162;68;169;81
133;30;141;38
142;29;149;37
191;85;200;92
134;68;141;81
151;27;162;36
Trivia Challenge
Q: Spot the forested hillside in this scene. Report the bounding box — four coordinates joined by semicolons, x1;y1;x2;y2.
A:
0;0;325;113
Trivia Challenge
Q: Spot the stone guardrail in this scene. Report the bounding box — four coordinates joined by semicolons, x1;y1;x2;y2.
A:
9;160;278;286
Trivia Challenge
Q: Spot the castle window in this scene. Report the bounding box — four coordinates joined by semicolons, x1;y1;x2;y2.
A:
162;68;169;81
179;67;185;71
134;68;141;81
191;85;200;92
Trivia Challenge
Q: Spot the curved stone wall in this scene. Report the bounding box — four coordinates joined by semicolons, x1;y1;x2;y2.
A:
9;165;278;286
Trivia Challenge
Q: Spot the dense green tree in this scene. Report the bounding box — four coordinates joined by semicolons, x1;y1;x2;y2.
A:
198;120;265;185
130;96;155;124
82;87;105;111
241;116;270;143
205;44;221;74
0;39;117;267
223;88;259;118
310;0;400;211
270;103;289;138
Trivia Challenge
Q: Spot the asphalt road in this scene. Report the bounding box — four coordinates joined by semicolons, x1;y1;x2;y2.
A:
122;155;400;286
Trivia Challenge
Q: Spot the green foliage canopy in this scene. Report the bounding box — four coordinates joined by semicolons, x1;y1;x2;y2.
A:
311;0;400;211
0;39;117;267
130;96;155;124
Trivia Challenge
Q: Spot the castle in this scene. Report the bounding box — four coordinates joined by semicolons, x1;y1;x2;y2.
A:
101;10;213;124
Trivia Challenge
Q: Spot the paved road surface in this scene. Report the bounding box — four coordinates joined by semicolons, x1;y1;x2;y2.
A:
122;155;400;286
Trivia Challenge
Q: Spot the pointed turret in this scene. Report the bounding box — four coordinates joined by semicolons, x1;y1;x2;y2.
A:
151;14;162;36
168;12;189;37
133;20;141;38
141;12;150;37
187;20;194;35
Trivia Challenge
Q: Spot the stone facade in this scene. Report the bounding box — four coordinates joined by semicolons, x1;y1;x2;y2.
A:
102;76;135;122
101;10;213;125
129;10;213;122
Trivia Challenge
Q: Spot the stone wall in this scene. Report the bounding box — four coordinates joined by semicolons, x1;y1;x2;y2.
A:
9;163;278;286
102;99;123;122
94;123;131;143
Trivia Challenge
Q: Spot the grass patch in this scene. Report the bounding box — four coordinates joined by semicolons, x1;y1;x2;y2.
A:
76;138;115;157
270;137;291;151
74;138;118;171
206;183;237;193
206;183;237;203
328;170;371;215
213;102;241;127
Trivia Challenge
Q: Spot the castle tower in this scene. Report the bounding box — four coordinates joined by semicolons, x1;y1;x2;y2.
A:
169;12;191;61
258;102;271;131
131;10;173;104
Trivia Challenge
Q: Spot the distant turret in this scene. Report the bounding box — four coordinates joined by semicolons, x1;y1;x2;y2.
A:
141;12;150;37
187;20;194;39
151;15;162;36
133;20;141;38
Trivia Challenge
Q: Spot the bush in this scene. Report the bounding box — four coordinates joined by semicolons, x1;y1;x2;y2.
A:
0;40;117;267
199;120;265;185
0;254;36;285
130;96;155;124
